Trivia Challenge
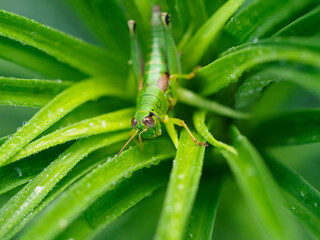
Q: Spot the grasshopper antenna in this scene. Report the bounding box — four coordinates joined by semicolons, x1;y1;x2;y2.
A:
117;129;139;158
138;128;148;150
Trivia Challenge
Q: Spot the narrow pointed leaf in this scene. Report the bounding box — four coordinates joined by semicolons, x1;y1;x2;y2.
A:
133;0;152;24
235;67;320;112
253;109;320;145
181;0;245;71
121;0;149;55
221;0;317;47
267;158;320;237
0;136;10;146
0;144;69;195
0;36;85;80
57;163;171;240
221;126;296;240
186;0;208;30
68;0;129;56
198;38;320;95
0;132;129;239
9;108;134;164
0;77;72;107
0;79;123;167
164;0;188;40
178;87;250;119
155;130;205;240
4;140;125;239
66;0;104;44
91;0;130;56
273;6;320;37
45;97;131;133
18;138;175;240
0;9;126;78
185;174;223;240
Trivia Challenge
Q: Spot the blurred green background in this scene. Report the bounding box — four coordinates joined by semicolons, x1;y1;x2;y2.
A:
1;1;319;239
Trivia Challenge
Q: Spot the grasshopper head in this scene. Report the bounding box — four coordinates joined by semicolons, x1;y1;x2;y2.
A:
132;111;161;138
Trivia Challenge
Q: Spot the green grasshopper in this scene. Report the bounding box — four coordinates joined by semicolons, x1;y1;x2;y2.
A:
117;6;207;156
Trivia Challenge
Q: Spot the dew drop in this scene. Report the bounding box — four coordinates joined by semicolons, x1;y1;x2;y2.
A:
178;174;185;180
101;120;107;128
59;219;68;228
14;167;23;177
34;186;44;194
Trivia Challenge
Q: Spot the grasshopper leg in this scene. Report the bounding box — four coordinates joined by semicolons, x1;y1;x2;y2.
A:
164;120;179;148
163;115;208;147
170;66;201;80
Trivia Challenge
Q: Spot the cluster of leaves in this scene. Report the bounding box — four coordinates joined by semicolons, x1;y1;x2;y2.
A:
0;0;320;239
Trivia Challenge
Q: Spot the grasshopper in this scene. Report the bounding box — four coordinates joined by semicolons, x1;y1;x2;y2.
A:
117;6;207;157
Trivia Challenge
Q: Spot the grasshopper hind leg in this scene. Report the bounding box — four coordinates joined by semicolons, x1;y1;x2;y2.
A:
163;115;208;148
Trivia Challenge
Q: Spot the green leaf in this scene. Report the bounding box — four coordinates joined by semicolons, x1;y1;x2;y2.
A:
0;144;69;195
0;77;72;107
8;108;134;165
0;185;25;210
163;0;187;41
198;38;320;96
66;0;103;43
45;97;131;133
67;0;129;55
267;158;320;237
181;0;245;71
133;0;152;25
0;132;129;239
0;79;123;167
273;6;320;37
18;138;175;240
155;130;205;240
0;36;85;80
221;126;296;240
0;136;9;146
90;185;165;240
121;0;150;56
220;0;317;47
185;174;222;240
4;140;124;239
252;109;320;146
185;0;208;30
235;67;320;112
193;110;237;154
0;9;126;78
90;0;130;57
57;163;171;240
178;87;250;119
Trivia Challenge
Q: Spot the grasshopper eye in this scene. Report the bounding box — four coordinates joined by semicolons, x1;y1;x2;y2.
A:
131;118;138;128
142;116;155;128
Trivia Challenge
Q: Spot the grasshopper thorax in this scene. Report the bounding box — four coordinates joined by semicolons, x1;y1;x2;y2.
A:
132;111;161;138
